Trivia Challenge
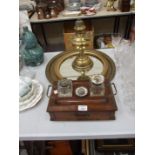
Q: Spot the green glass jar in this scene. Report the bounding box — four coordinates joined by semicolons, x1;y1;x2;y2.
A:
21;27;44;66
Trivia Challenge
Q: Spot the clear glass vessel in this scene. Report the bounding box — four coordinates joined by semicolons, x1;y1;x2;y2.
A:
57;79;72;97
85;0;98;7
67;0;81;11
90;74;105;96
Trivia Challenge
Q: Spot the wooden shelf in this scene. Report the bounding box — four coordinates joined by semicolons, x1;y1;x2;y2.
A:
30;6;135;23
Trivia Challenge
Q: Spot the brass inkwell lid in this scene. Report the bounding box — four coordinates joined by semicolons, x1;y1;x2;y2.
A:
45;19;116;84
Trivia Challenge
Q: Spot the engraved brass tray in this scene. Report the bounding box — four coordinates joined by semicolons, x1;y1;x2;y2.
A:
45;50;116;84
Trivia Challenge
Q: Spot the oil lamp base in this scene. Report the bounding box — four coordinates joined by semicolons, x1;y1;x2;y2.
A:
72;54;93;72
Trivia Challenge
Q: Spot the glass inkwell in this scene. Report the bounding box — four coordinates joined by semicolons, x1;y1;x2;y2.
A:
90;74;105;96
57;79;72;97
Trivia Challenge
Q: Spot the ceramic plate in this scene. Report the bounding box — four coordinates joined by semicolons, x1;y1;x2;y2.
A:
19;83;35;103
19;80;43;112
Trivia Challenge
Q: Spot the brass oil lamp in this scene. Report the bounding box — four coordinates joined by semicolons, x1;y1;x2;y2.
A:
72;19;93;79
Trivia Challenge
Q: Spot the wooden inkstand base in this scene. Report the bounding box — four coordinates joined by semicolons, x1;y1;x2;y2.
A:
47;80;118;121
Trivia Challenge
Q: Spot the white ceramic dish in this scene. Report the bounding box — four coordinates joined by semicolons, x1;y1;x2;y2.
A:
19;84;35;102
19;80;43;112
19;76;33;97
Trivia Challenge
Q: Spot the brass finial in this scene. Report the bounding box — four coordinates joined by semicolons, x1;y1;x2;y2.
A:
74;19;86;32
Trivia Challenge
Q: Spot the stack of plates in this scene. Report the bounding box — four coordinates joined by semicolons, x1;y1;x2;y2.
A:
19;80;43;112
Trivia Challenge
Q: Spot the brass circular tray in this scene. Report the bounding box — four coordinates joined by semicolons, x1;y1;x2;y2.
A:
45;50;116;84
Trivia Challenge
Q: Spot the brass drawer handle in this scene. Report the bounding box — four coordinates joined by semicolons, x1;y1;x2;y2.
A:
46;85;52;98
111;82;117;95
107;82;117;97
